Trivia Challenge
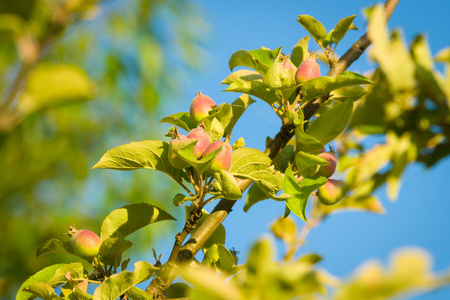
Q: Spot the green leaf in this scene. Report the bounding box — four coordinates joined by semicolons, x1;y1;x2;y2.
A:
367;5;415;91
173;193;196;207
203;104;233;139
272;144;295;173
125;287;153;300
329;85;367;101
224;94;256;136
295;151;328;177
160;112;196;132
262;56;297;90
247;238;274;278
331;15;357;45
36;238;76;257
188;209;226;252
93;261;158;300
318;195;385;215
230;147;286;201
291;36;310;67
99;238;133;267
294;111;324;154
435;47;450;63
16;264;66;300
244;183;270;212
284;167;327;221
306;99;353;145
100;203;176;240
208;118;225;142
92;140;184;181
302;71;372;102
179;265;242;300
167;283;192;298
270;216;297;244
229;147;272;174
22;282;62;300
222;70;281;106
229;47;282;74
202;244;236;273
18;64;95;115
297;15;327;44
46;263;85;287
217;169;242;200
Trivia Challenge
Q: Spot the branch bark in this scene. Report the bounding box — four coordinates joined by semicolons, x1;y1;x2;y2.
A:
146;0;400;296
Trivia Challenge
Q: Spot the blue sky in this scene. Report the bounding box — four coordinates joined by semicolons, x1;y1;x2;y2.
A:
157;1;450;298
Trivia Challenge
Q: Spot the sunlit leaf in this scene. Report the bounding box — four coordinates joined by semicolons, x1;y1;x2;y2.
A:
222;70;281;106
100;203;176;240
331;15;357;44
297;15;327;44
291;36;310;67
203;244;235;273
99;238;133;267
302;71;372;102
18;64;95;114
36;238;76;257
16;264;66;300
22;282;61;300
46;263;85;287
229;48;282;74
160;112;196;132
92;140;184;181
306;99;353;145
93;261;157;300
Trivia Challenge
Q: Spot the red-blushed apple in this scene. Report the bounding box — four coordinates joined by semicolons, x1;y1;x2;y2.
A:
295;51;320;84
68;226;102;261
317;179;347;206
201;140;232;172
189;91;216;125
187;127;211;159
316;152;337;178
168;134;191;169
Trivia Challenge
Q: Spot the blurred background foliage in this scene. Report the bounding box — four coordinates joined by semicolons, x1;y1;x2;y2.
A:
0;0;208;297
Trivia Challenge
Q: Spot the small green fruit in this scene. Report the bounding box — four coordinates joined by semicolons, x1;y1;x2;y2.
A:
189;91;216;125
317;179;347;206
187;127;211;159
202;140;232;172
68;227;102;261
316;152;337;178
295;51;320;84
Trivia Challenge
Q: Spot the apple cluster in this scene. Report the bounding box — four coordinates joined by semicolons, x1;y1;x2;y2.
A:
169;92;232;173
315;150;348;206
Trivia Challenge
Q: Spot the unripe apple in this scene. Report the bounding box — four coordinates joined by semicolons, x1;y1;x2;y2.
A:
189;91;216;125
202;140;232;172
280;57;296;78
317;179;347;206
316;152;337;178
295;52;320;84
168;134;191;169
68;227;102;261
187;127;211;159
